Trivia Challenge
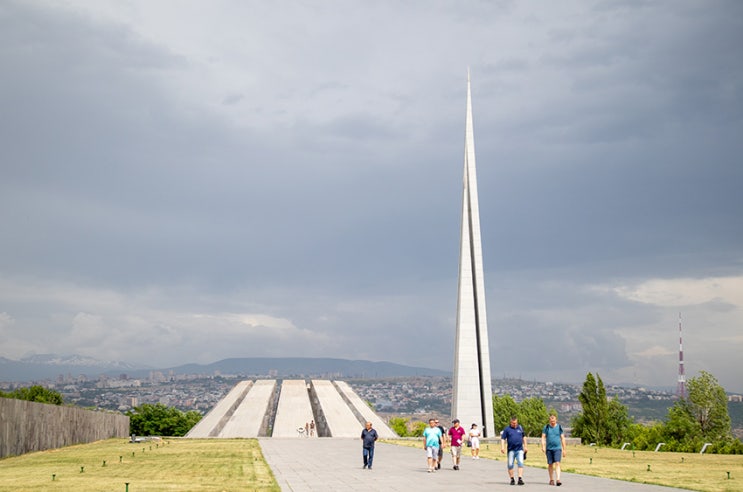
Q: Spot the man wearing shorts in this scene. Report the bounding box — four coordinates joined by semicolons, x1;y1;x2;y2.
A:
448;419;466;470
423;418;443;473
541;413;567;486
501;416;527;485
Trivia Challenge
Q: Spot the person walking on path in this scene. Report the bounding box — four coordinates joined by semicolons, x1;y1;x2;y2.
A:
309;420;315;437
541;413;567;486
469;423;481;459
361;421;378;470
501;416;527;485
435;418;446;470
448;419;466;470
423;418;443;473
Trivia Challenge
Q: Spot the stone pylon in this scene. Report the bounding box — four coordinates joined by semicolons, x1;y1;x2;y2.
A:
451;70;495;437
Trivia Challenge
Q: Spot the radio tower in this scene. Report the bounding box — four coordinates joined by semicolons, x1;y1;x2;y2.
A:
676;312;686;399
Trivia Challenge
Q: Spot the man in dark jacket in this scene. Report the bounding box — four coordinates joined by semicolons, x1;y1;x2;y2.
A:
361;421;379;469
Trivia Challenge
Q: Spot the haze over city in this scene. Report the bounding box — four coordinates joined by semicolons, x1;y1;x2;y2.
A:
1;1;742;393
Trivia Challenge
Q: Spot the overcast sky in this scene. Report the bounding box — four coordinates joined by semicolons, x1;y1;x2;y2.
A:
1;0;742;393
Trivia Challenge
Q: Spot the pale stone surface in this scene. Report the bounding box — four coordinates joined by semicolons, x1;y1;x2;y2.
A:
335;380;397;438
452;72;495;437
185;380;253;438
273;379;316;438
220;379;276;438
313;379;364;437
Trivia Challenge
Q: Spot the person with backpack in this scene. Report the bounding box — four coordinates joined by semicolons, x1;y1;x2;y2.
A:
541;413;567;486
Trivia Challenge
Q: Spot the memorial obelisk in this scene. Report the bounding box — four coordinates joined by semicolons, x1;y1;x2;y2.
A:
451;70;495;437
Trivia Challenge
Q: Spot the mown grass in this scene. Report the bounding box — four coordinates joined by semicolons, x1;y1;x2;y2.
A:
0;438;279;492
384;439;743;492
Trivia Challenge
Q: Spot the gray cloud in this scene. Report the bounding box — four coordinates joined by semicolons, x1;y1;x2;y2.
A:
1;0;742;393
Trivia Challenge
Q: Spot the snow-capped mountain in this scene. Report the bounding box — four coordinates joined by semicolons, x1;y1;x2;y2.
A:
0;354;145;382
20;354;139;370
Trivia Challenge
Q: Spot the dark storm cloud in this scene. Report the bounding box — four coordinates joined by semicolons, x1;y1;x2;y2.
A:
0;0;741;392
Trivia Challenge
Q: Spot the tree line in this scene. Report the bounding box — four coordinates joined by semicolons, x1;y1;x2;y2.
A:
569;370;742;454
495;370;740;454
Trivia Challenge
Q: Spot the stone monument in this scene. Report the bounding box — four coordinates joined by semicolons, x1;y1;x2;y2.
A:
451;70;495;437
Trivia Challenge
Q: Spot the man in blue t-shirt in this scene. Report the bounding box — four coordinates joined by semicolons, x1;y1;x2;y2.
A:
541;413;567;486
500;416;527;485
423;418;443;473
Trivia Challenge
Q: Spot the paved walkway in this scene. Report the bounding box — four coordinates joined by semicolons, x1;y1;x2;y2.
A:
259;438;692;492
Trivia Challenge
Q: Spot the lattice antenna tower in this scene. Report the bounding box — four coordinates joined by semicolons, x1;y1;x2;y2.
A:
676;312;686;399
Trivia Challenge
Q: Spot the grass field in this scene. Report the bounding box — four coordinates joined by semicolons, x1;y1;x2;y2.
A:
1;438;741;491
0;438;279;492
384;439;743;492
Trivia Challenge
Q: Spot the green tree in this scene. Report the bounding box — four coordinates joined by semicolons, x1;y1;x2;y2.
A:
388;417;409;437
0;385;64;405
518;397;550;437
492;394;519;433
572;372;630;446
686;370;731;440
605;397;632;445
126;403;201;437
663;399;701;445
410;421;427;437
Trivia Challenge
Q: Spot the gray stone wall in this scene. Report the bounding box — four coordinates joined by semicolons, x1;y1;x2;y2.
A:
0;398;129;458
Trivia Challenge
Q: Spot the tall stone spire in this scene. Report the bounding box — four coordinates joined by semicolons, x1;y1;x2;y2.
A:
451;69;495;437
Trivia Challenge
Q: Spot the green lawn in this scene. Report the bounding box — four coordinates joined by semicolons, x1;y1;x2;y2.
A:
385;439;743;492
0;438;279;492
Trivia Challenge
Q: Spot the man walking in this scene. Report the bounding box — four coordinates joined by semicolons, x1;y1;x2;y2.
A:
361;421;378;470
447;419;466;470
541;413;567;486
501;416;527;485
435;418;446;470
423;418;443;473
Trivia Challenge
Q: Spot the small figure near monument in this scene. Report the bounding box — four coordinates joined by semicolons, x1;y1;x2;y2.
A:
361;421;378;470
541;413;567;486
309;419;315;437
447;419;465;470
305;422;309;437
501;416;527;485
469;423;481;459
423;418;443;473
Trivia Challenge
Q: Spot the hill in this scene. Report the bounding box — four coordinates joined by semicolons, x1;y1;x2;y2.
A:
0;355;449;382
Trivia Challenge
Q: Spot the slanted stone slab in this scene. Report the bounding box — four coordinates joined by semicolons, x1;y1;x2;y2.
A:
220;380;276;438
273;380;315;438
185;380;253;438
335;381;397;438
313;379;362;438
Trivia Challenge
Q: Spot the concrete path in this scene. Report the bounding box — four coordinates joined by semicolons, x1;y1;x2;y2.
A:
259;438;692;492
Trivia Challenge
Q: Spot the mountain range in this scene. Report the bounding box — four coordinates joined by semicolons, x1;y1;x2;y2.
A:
0;354;449;383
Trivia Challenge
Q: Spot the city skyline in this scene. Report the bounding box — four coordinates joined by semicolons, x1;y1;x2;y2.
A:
1;1;742;393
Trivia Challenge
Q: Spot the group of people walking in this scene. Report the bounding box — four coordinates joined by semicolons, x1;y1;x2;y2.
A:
360;413;567;486
422;418;483;472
